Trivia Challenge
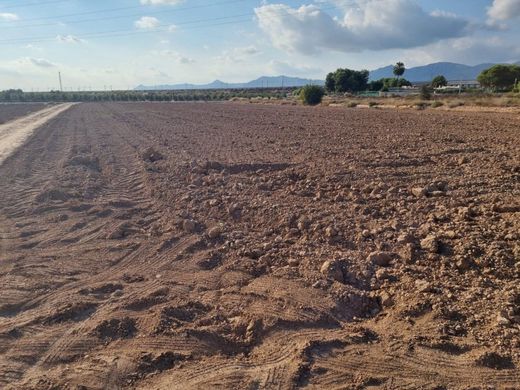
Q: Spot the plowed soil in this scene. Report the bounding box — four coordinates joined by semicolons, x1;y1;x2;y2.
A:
0;103;47;124
0;102;519;389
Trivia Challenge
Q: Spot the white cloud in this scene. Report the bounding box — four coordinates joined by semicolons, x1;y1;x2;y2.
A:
21;57;57;68
23;44;43;51
214;46;262;64
140;0;184;5
156;50;195;64
403;36;520;66
488;0;520;21
0;12;19;21
268;60;322;76
167;24;178;32
56;35;85;44
255;1;470;55
135;16;160;29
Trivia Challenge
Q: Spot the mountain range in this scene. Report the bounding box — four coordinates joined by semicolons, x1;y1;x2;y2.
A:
135;76;323;91
135;61;520;90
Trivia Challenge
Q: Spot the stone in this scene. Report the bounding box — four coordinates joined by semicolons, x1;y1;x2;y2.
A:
320;260;344;283
380;291;394;307
497;314;511;327
182;219;197;233
368;251;393;267
420;235;439;253
207;225;222;239
415;279;432;293
411;187;427;197
397;233;415;244
325;226;337;238
456;256;473;271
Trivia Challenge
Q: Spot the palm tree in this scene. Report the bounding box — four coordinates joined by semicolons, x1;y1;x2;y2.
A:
393;62;405;83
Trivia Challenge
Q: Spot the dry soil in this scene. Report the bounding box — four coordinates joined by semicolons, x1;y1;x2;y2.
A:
0;102;519;389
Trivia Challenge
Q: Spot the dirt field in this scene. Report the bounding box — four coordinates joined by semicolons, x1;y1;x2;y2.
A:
0;104;75;165
0;102;519;389
0;103;47;125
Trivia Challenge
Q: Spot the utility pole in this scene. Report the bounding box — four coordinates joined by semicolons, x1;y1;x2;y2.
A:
58;72;63;92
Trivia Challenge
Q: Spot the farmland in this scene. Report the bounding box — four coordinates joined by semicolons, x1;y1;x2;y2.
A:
0;102;519;389
0;103;47;124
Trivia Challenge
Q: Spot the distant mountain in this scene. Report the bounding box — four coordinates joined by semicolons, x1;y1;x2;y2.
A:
135;62;520;90
369;62;507;82
135;76;324;91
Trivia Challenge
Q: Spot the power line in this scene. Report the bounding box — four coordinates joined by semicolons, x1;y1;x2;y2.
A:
0;0;69;10
2;0;247;30
0;5;336;46
0;18;254;45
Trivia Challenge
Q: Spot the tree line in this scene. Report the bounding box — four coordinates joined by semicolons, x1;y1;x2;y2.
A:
0;88;296;103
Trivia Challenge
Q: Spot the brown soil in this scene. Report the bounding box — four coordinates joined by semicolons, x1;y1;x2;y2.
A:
0;102;519;389
0;103;47;125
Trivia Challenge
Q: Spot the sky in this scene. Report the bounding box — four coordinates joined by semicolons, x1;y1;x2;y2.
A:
0;0;519;90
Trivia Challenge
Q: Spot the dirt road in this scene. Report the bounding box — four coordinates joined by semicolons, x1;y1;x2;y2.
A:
0;103;75;165
0;102;519;389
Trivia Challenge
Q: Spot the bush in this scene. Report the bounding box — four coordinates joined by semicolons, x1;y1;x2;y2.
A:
431;101;444;108
420;85;432;100
299;85;325;106
368;101;378;107
346;101;358;108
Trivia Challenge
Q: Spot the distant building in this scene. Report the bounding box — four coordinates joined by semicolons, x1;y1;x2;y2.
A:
446;80;481;88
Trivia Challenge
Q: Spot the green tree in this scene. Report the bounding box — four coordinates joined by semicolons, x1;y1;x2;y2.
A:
393;62;405;81
325;72;335;92
299;85;325;106
431;75;448;88
477;64;520;91
368;79;384;91
332;68;369;93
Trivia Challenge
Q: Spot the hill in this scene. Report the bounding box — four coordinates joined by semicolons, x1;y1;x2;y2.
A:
135;76;324;91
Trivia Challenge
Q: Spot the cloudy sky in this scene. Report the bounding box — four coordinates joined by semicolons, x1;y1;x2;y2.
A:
0;0;519;90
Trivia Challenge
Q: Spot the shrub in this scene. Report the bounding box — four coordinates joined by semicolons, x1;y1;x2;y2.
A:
420;85;432;100
299;85;325;106
368;101;378;107
431;101;444;108
346;101;358;108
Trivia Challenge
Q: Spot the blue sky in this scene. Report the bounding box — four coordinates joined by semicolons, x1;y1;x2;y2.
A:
0;0;519;90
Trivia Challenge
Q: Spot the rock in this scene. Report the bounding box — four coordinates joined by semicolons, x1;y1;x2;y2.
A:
399;243;417;264
325;226;337;238
361;229;371;238
380;291;394;307
497;314;511;327
141;147;164;162
288;258;300;267
182;219;197;233
320;260;344;283
228;203;242;219
420;235;439;253
207;225;222;239
456;256;473;271
415;279;433;293
458;156;468;165
397;233;415;244
297;217;311;231
375;268;391;280
368;251;393;267
411;187;427;197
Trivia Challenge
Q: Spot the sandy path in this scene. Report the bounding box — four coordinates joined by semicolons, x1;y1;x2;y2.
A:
0;103;76;165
